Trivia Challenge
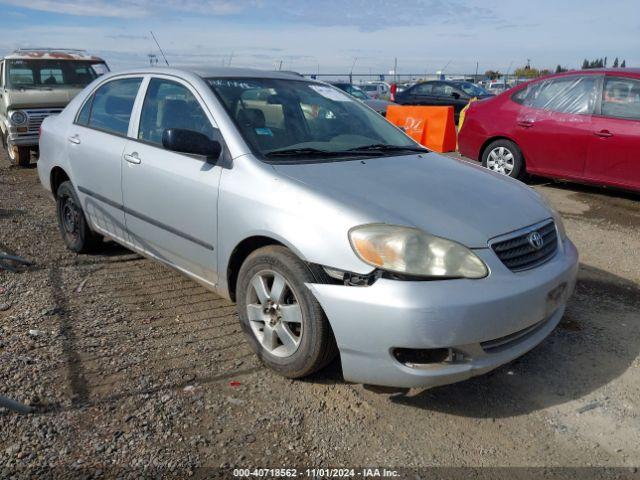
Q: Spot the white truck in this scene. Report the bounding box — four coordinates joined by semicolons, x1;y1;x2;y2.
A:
0;48;109;167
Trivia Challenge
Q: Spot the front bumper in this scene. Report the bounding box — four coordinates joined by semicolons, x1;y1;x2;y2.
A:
308;239;579;388
7;132;39;148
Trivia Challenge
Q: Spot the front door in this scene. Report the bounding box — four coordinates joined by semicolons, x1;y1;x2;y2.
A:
586;75;640;189
122;76;222;286
512;75;600;178
66;76;143;240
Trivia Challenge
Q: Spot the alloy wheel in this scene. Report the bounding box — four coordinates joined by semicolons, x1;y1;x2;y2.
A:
245;270;303;358
487;146;515;176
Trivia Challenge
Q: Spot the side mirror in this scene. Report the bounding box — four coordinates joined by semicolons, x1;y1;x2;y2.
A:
162;128;221;162
451;92;461;99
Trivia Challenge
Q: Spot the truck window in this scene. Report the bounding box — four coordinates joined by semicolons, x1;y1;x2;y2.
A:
6;59;104;88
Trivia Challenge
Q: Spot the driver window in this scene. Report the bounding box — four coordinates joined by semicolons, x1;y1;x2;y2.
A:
138;78;216;145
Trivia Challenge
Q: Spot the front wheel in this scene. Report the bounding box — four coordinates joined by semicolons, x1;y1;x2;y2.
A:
56;181;102;253
8;145;31;167
236;245;337;378
481;139;525;179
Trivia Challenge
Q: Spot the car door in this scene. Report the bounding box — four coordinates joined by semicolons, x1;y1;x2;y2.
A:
67;76;143;240
122;76;223;286
586;75;640;189
511;74;601;178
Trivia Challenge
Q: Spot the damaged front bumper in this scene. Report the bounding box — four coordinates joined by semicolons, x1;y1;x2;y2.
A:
307;240;579;388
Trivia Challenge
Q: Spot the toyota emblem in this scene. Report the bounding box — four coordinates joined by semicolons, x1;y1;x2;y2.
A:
528;231;544;250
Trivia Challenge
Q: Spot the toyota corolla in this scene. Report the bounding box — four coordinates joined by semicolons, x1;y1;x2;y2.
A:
37;68;579;388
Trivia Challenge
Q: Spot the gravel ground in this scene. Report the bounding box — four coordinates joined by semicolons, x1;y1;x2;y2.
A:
1;151;639;478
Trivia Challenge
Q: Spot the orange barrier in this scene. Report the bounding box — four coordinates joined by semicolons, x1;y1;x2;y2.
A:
385;105;457;153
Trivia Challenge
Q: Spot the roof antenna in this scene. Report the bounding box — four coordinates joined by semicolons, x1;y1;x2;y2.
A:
150;31;170;67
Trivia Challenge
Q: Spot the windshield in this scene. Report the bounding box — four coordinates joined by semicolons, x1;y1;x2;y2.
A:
207;77;418;162
6;59;108;89
454;82;490;97
334;84;369;100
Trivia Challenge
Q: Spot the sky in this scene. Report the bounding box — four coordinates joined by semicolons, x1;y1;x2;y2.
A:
0;0;638;76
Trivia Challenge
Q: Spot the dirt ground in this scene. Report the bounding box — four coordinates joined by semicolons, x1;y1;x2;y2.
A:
1;151;639;478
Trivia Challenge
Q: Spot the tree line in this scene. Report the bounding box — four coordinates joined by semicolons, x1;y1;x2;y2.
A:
581;57;626;69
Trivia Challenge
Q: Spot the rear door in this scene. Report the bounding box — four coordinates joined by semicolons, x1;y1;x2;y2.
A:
67;76;143;240
511;74;601;178
587;75;640;189
122;76;223;286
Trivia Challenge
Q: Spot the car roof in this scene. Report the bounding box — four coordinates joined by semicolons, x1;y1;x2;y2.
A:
4;49;105;62
193;67;312;80
99;66;315;82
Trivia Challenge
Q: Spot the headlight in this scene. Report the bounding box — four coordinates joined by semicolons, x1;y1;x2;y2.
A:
349;224;488;279
9;111;27;125
552;210;567;240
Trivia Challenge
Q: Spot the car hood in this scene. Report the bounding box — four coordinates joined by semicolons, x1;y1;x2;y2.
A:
273;153;552;248
4;88;83;110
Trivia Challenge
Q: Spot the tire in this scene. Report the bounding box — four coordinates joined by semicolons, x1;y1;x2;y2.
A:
481;139;525;179
8;145;31;167
56;181;102;253
236;245;338;378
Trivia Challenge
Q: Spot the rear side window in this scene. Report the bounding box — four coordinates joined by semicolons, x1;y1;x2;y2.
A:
522;76;599;115
602;77;640;120
82;77;142;136
412;83;433;95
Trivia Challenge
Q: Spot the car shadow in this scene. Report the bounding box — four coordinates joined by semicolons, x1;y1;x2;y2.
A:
387;263;640;417
527;175;640;202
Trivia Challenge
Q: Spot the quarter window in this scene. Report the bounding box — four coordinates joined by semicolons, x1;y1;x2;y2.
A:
524;76;599;115
84;77;142;136
76;95;93;125
138;78;216;145
602;77;640;120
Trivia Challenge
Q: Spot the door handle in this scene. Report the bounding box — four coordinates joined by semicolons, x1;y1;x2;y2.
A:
594;130;613;138
123;152;141;164
517;120;534;128
68;135;81;144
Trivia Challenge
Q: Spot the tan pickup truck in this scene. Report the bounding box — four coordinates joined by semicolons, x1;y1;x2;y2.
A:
0;49;109;167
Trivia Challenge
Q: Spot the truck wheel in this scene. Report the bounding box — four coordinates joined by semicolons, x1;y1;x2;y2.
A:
8;145;32;167
236;245;338;378
56;181;102;253
482;139;525;180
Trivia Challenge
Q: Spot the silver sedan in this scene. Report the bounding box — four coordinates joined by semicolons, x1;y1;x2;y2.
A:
37;67;578;388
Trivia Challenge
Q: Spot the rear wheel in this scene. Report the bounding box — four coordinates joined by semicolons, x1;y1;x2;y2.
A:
8;145;31;167
236;245;337;378
56;181;102;253
482;139;524;179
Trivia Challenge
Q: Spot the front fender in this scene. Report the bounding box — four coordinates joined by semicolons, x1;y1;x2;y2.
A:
216;156;374;297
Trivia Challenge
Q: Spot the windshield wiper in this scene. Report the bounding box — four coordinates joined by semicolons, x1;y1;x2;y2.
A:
265;147;382;158
348;144;429;153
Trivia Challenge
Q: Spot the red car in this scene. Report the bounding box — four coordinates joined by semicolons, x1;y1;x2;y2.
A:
458;69;640;192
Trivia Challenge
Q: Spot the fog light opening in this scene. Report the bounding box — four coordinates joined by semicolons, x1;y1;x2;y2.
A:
393;347;464;367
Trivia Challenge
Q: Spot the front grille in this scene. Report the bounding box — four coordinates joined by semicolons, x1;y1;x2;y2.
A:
26;108;63;133
491;220;558;271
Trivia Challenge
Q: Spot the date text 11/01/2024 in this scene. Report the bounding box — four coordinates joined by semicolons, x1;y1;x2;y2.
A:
233;468;400;477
